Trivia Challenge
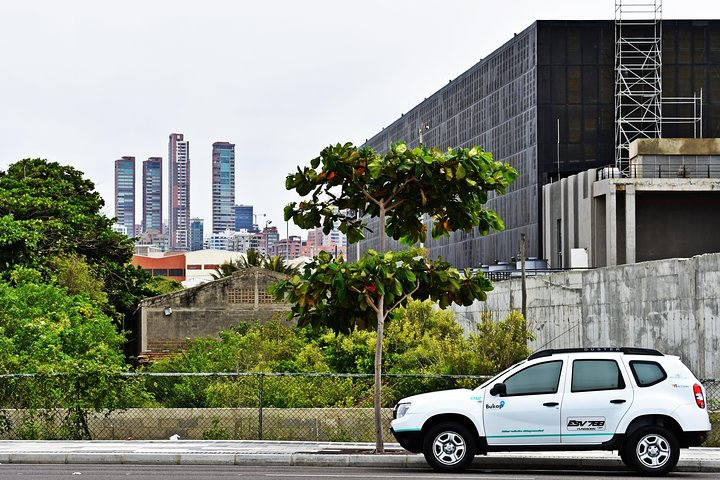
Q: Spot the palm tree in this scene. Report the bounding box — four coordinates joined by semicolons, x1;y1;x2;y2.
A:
212;249;298;278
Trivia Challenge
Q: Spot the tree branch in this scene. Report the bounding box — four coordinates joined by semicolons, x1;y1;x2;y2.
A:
383;280;421;321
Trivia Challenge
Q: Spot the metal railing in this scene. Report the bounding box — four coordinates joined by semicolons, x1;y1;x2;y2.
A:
0;373;716;441
598;159;720;180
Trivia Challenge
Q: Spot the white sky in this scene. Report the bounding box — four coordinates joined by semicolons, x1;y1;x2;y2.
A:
2;0;720;238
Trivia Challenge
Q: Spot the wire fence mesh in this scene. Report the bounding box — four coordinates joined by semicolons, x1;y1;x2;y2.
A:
0;373;717;441
0;372;487;441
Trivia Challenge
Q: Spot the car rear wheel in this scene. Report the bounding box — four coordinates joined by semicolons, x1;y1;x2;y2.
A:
422;422;476;472
622;425;679;476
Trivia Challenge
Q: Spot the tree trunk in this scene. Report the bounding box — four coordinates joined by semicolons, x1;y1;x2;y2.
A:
378;205;386;254
373;295;385;453
373;204;387;453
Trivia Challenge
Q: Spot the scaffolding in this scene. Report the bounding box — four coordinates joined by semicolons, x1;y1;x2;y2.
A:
614;0;663;171
614;1;703;171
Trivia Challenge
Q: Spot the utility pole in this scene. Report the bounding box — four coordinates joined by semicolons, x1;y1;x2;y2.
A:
520;233;527;320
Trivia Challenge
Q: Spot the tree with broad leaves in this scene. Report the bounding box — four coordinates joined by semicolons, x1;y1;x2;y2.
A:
0;158;181;329
274;141;518;452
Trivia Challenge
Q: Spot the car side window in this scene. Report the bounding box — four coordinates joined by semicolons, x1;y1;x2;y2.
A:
503;360;562;396
630;360;667;387
571;359;626;392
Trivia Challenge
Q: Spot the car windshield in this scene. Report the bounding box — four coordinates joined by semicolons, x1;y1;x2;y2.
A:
474;360;525;390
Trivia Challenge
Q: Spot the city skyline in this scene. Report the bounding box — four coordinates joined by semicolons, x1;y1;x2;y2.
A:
4;1;720;237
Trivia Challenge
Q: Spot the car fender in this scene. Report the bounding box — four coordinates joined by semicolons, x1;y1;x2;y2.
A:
391;389;486;436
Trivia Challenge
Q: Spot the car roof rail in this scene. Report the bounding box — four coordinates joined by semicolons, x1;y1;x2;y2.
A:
527;347;663;360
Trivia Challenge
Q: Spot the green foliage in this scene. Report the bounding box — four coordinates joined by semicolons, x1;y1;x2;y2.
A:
0;273;151;438
467;311;534;374
282;140;518;449
143;304;533;408
284;142;518;245
708;412;720;447
0;158;166;323
202;418;230;440
270;248;494;334
0;159;133;273
212;249;299;279
49;254;108;305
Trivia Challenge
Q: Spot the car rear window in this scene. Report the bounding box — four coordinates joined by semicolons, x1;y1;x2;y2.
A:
630;361;667;387
571;359;626;392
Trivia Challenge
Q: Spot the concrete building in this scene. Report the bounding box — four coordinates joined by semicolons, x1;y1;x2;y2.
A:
544;138;720;268
131;252;186;282
269;235;302;260
301;226;347;258
168;133;190;251
207;228;232;251
142;156;163;235
354;19;720;269
211;142;235;233
190;217;204;251
134;267;288;355
114;156;135;236
234;204;254;232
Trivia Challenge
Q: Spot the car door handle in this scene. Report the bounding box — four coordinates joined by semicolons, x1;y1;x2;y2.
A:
543;402;559;407
610;399;627;404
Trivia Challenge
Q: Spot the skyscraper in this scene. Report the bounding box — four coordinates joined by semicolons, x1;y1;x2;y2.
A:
211;142;235;233
114;156;135;237
190;218;204;251
142;157;162;234
168;133;190;251
233;204;254;232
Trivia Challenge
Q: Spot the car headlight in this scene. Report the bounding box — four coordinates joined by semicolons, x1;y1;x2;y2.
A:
395;402;411;419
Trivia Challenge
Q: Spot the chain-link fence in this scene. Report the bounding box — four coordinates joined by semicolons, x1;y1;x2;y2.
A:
0;373;717;441
0;372;486;441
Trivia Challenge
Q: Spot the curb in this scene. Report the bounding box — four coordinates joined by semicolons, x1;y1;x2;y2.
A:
1;452;719;472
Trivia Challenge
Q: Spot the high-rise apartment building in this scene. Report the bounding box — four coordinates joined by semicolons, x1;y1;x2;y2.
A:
190;218;204;251
168;133;190;251
211;142;235;233
114;156;135;237
142;157;162;234
355;19;720;269
233;204;254;232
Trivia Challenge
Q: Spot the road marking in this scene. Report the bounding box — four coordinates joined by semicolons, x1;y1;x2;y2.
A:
271;475;535;479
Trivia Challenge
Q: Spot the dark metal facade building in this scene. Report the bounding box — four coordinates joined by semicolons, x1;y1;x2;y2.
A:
353;20;720;269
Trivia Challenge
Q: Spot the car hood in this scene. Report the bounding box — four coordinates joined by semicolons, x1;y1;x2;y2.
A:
398;388;481;406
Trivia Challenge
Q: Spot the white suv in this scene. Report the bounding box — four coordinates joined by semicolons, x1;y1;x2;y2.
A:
391;347;711;475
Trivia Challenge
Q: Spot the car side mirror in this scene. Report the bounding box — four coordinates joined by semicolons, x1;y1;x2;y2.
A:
490;383;507;397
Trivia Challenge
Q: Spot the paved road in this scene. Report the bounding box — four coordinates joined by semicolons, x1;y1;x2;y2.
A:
0;440;718;473
1;465;720;480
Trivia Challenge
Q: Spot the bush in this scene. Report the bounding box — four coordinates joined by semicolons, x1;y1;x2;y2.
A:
145;303;533;408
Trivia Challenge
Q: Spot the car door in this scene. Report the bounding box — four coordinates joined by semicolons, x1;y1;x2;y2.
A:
483;359;565;445
560;357;633;444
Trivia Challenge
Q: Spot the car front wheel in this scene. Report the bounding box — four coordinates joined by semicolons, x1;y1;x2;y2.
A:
422;422;476;472
622;425;679;476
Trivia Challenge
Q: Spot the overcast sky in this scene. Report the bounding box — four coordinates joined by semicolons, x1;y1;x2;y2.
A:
2;0;720;238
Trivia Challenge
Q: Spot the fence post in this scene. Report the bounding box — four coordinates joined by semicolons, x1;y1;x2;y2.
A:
258;373;264;440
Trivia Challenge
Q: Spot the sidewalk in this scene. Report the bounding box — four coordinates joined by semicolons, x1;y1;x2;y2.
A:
0;440;718;472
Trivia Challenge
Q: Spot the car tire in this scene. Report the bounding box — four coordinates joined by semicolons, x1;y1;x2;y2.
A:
422;422;476;472
622;425;680;476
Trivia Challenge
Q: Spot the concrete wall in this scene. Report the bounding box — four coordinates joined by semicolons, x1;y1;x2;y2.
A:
137;268;290;354
453;252;720;378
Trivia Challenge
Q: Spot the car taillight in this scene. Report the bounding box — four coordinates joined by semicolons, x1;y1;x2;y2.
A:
693;384;706;409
